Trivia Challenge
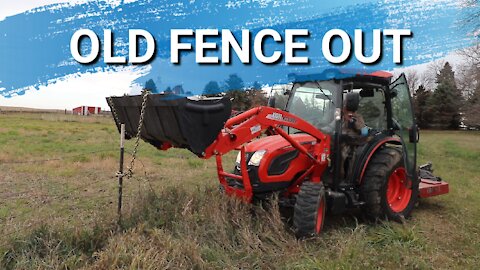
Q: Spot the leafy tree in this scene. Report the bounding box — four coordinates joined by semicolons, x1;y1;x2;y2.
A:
224;74;245;91
251;81;262;91
225;90;251;111
144;79;157;93
428;62;463;129
203;81;221;96
247;82;267;108
224;74;250;111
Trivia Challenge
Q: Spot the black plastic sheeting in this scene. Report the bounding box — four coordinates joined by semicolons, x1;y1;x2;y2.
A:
107;94;232;156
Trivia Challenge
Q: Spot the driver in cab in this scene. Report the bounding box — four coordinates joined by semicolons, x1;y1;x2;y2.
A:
342;92;369;138
340;92;371;179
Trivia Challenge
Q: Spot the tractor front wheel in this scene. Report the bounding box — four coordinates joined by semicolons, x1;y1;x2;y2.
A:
360;146;418;222
293;181;326;238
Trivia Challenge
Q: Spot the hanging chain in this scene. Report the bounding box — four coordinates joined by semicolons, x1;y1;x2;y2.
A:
125;90;150;178
107;96;120;124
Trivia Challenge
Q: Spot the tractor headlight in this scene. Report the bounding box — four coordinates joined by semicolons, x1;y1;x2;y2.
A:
248;150;266;166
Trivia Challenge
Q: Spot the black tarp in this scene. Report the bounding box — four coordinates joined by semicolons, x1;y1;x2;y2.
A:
107;94;231;156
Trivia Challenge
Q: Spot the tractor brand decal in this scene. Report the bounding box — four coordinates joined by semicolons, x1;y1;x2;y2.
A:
250;124;261;135
266;112;296;124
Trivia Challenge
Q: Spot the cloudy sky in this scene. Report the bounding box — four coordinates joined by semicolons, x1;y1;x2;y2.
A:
0;0;146;110
0;0;70;21
0;0;473;110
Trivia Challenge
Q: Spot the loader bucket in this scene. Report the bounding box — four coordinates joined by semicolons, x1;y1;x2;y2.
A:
107;94;232;156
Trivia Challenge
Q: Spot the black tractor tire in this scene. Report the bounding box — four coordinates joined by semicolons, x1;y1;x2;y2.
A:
360;146;419;222
293;181;326;238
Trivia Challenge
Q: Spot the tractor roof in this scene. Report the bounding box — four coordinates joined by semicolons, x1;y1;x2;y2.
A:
288;68;393;84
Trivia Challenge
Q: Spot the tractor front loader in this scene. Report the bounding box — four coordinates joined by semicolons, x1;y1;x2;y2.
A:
107;69;449;237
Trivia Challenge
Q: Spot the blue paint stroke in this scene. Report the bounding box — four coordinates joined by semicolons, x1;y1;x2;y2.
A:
0;0;476;97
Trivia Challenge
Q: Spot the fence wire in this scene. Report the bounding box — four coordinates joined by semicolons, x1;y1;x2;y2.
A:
0;148;117;165
0;147;158;200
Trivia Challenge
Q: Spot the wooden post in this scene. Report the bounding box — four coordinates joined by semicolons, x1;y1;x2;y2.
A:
117;124;125;227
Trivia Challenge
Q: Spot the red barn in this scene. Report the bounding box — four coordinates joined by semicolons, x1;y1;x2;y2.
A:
72;106;101;115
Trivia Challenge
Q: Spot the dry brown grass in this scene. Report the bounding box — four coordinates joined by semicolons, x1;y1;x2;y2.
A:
0;113;479;269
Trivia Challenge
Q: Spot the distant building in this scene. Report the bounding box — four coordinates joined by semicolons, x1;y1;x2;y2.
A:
72;106;101;115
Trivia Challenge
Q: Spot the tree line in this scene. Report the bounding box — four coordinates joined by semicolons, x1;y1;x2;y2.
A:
409;45;480;129
144;74;267;112
412;0;480;130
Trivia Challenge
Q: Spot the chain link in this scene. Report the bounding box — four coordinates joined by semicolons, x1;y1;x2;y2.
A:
107;96;120;124
125;90;150;178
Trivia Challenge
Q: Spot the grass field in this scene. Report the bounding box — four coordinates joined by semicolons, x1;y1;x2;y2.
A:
0;112;479;269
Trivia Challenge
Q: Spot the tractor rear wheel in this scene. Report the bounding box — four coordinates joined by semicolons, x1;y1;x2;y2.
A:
293;181;326;238
360;146;418;222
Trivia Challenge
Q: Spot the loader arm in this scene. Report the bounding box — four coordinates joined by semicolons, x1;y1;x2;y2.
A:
203;106;330;160
202;106;331;201
107;95;331;202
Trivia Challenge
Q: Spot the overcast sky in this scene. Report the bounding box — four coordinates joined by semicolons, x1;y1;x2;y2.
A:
0;0;145;110
0;0;73;21
0;0;467;110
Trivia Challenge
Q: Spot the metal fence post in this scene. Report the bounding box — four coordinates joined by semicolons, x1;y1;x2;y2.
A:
117;124;125;227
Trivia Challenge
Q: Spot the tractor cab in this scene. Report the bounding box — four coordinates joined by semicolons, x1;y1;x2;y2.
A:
267;70;420;183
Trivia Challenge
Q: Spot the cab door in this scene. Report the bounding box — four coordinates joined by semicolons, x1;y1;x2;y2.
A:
268;84;292;111
389;74;418;179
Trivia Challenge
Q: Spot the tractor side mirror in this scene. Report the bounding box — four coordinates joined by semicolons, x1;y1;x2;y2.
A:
409;124;420;143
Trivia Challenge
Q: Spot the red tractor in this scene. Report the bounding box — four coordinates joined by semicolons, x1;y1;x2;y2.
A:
108;69;448;237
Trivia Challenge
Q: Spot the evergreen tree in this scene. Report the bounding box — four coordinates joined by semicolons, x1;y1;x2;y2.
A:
413;84;433;128
428;62;463;129
144;79;158;93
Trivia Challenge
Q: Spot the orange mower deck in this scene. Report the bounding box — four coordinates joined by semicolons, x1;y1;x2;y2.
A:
419;178;449;198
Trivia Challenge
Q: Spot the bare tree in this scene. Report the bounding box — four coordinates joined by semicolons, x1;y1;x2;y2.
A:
405;70;421;93
457;43;480;128
456;46;480;100
458;43;480;68
424;59;446;90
